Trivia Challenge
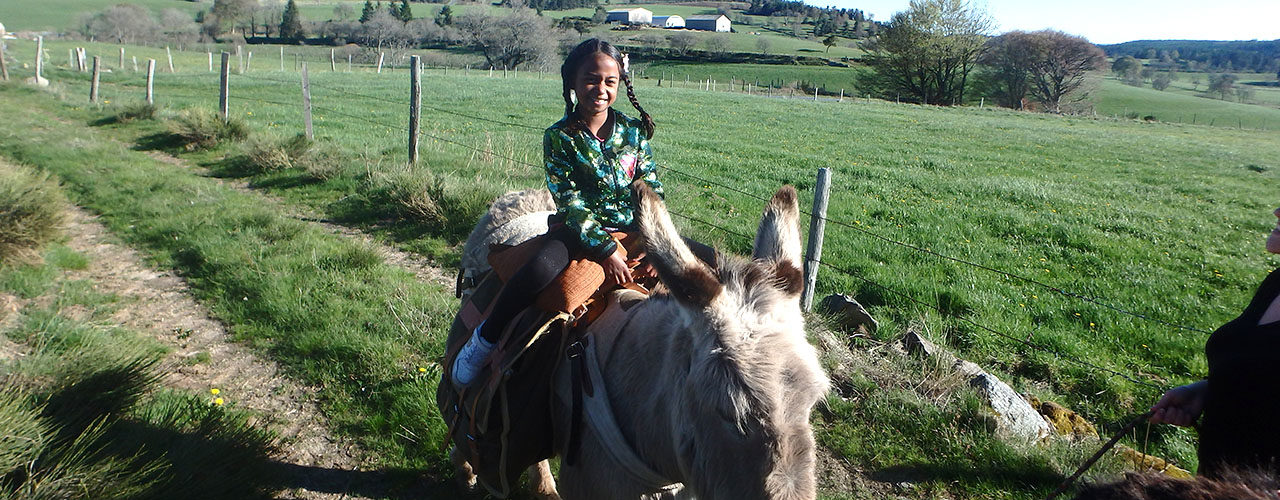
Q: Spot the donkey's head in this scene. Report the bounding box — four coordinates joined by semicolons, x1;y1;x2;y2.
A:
632;182;831;500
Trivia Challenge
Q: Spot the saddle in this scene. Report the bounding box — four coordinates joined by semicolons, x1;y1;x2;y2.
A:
436;232;649;498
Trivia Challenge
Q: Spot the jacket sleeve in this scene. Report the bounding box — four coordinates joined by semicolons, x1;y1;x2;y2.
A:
636;135;663;199
544;129;618;261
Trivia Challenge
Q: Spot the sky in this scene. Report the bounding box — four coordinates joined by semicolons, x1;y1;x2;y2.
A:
805;0;1280;45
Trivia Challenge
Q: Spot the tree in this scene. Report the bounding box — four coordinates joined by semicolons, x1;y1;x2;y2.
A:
591;6;607;23
978;30;1104;112
860;0;993;105
1208;73;1236;100
210;0;258;35
703;34;730;56
82;4;160;44
398;0;412;22
822;33;837;53
667;32;697;56
1111;55;1142;86
1152;72;1172;90
755;36;772;55
359;0;375;23
455;9;556;70
333;3;355;21
1021;31;1105;113
977;31;1038;108
279;0;305;40
435;5;454;26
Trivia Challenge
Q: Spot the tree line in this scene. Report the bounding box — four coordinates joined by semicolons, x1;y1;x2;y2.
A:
858;0;1107;113
1103;40;1280;74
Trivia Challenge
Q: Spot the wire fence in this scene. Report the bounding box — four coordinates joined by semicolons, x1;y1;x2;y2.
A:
27;45;1231;392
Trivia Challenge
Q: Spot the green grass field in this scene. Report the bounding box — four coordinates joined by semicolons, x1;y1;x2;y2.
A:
5;36;1280;497
0;0;202;31
1096;77;1280;130
640;61;861;93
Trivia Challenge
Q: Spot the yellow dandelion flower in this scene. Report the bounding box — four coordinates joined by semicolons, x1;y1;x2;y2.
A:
214;397;224;406
417;367;427;373
210;388;220;395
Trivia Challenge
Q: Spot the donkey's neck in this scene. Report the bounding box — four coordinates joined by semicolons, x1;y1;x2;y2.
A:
599;296;699;481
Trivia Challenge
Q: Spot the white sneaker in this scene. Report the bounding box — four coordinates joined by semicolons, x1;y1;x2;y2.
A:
451;326;496;387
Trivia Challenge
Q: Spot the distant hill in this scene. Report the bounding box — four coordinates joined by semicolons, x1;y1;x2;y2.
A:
1101;39;1280;73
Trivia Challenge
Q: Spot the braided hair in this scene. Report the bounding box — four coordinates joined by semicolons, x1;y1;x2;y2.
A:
560;38;655;139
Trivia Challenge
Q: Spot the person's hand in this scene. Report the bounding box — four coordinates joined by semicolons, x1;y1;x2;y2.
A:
629;251;657;280
602;247;632;286
1149;380;1208;427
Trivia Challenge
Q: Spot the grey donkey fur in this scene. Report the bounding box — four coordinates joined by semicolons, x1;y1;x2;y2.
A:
452;184;830;500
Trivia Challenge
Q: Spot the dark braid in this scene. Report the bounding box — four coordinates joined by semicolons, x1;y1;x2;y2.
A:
621;74;655;139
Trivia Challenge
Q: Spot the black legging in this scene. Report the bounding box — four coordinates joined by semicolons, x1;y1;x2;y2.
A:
477;229;719;343
478;229;576;343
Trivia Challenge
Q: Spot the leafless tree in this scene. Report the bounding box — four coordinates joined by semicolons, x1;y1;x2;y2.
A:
755;36;772;55
358;10;413;51
159;8;201;47
81;5;160;44
456;9;558;70
667;32;697;56
210;0;259;36
703;34;730;56
333;3;356;21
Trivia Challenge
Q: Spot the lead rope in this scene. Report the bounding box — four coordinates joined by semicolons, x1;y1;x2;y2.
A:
1044;410;1154;500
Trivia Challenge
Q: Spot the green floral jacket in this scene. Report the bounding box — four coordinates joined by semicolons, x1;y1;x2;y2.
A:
543;109;663;260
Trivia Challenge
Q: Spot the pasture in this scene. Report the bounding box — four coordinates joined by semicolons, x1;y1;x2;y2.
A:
1095;77;1280;130
3;37;1280;498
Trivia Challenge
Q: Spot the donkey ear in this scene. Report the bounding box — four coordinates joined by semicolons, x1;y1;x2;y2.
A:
752;186;804;296
632;180;722;308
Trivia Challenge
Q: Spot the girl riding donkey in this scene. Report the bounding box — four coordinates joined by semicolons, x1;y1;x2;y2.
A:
450;38;712;386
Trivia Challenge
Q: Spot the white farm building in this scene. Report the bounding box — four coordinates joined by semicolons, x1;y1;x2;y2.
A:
685;15;731;32
606;8;653;25
652;15;685;28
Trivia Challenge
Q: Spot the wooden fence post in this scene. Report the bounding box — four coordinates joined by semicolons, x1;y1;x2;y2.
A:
408;55;421;165
801;167;831;312
69;48;75;69
166;46;174;72
208;51;212;72
78;47;86;72
246;51;253;72
301;63;313;140
0;42;8;81
347;54;352;72
839;89;843;102
219;52;230;122
118;47;124;69
376;52;384;73
132;56;138;72
146;59;155;105
236;45;243;74
89;56;100;103
279;47;284;71
34;36;43;81
330;49;336;71
814;87;819;101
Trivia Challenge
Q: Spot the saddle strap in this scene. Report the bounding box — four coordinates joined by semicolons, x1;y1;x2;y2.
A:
581;338;681;491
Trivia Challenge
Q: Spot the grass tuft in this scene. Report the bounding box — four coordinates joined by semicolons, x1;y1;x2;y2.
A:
167;108;250;151
0;163;66;265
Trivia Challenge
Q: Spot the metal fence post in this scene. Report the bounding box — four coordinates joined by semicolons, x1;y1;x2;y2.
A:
219;52;230;122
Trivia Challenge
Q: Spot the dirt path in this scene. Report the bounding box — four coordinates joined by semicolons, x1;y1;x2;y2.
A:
62;205;388;500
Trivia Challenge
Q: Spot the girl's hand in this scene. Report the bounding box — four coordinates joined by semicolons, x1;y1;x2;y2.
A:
603;248;631;286
1149;380;1208;427
629;251;657;280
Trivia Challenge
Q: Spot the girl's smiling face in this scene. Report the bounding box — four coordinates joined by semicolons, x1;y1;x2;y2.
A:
574;53;621;119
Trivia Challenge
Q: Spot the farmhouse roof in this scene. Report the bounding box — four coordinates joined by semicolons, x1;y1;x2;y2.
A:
685;15;728;20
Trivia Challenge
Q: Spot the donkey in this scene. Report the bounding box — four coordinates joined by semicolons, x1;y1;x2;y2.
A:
453;182;830;500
